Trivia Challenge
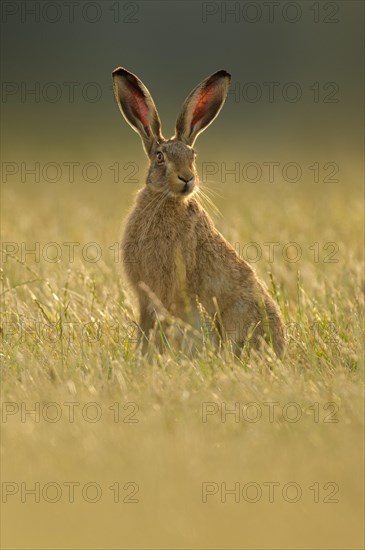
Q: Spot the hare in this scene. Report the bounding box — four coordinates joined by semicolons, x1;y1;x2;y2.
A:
112;67;285;356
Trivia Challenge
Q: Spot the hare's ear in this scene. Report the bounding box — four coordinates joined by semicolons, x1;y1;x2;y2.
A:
175;70;231;146
112;67;163;155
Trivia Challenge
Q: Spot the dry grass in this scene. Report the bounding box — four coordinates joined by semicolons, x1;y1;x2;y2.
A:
1;173;364;549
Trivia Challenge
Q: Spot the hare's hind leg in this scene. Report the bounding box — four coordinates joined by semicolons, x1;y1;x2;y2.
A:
218;300;267;356
262;297;285;357
220;298;284;357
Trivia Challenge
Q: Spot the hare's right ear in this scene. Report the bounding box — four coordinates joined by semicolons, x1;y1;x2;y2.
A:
175;70;231;146
112;67;163;156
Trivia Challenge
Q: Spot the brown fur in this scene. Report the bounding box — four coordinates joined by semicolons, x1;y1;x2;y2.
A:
113;67;285;356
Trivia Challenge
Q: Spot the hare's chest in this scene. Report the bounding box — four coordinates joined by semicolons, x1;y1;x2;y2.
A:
141;218;196;281
122;203;198;288
143;225;197;274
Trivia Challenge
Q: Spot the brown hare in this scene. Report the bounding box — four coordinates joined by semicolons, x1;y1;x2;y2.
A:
112;67;285;356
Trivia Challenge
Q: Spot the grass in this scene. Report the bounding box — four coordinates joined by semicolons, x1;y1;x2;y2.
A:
1;173;364;549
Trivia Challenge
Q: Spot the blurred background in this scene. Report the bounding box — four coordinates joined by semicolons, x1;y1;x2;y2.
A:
1;0;364;157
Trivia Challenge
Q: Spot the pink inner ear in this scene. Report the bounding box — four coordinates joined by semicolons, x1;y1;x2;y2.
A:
191;83;218;128
128;88;151;136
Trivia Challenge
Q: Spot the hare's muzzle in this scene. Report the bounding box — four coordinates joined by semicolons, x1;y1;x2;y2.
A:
178;175;195;195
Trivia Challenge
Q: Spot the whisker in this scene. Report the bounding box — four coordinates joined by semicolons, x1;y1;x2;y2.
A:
198;189;223;218
196;194;218;220
199;184;223;200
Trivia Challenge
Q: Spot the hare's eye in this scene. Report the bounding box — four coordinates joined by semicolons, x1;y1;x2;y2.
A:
156;152;164;163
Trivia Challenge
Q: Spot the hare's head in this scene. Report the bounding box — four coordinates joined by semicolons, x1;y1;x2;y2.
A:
112;67;231;198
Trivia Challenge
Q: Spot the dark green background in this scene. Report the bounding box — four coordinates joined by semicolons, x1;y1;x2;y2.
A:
1;0;364;173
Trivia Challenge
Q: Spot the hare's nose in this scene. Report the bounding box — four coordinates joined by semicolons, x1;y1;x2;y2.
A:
178;175;194;184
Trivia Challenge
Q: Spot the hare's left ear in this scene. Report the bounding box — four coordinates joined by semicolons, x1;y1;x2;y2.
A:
175;70;231;146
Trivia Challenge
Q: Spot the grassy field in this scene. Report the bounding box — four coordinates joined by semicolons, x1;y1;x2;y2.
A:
1;167;364;549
